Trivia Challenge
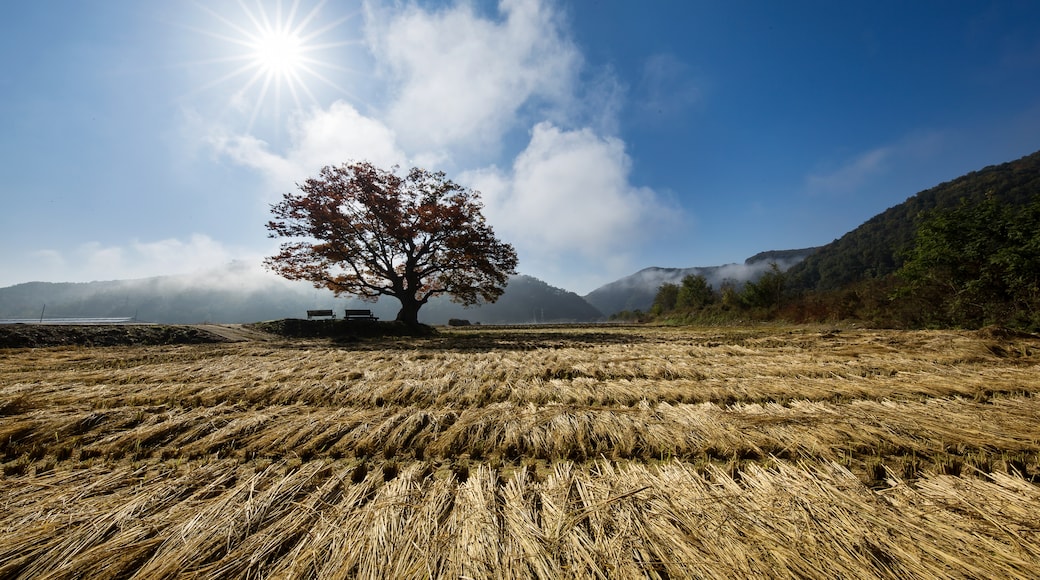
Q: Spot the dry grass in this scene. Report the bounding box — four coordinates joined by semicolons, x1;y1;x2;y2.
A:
1;325;1039;577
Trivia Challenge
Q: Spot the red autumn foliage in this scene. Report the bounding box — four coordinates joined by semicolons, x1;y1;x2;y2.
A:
265;161;519;325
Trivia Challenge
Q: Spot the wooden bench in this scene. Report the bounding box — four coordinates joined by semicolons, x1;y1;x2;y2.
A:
344;309;378;321
306;309;336;320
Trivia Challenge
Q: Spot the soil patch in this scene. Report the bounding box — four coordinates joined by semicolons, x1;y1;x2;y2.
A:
0;324;230;348
247;318;436;341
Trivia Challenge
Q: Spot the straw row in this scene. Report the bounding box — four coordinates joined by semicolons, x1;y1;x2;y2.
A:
1;459;1038;578
5;328;1037;412
3;395;1038;477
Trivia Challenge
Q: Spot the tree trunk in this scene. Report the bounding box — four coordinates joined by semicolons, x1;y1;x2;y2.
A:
395;296;422;325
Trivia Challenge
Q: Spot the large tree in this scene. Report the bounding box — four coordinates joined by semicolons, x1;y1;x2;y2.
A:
265;161;519;325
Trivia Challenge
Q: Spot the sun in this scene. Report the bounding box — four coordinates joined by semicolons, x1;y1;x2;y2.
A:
251;28;305;77
187;0;359;132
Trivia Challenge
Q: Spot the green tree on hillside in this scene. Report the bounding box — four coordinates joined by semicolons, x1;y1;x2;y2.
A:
650;283;679;316
719;280;741;309
676;275;716;310
898;194;1040;328
741;264;785;311
650;275;718;319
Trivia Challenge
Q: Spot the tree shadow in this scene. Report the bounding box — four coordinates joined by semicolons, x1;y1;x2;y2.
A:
345;325;666;352
249;319;678;352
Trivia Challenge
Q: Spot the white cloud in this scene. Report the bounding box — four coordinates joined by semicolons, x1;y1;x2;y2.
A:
211;101;406;190
288;103;406;173
367;0;580;159
577;65;627;137
462;122;678;292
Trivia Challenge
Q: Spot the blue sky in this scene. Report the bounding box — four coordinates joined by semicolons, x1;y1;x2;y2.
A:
3;0;1039;295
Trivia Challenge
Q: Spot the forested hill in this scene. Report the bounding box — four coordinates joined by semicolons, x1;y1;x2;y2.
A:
785;150;1040;292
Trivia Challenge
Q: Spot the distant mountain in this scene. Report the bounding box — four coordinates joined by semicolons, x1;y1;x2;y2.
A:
583;248;818;317
0;266;601;325
0;265;319;324
785;150;1040;292
418;275;602;324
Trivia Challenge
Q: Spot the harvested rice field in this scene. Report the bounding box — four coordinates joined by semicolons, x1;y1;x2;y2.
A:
2;324;1039;578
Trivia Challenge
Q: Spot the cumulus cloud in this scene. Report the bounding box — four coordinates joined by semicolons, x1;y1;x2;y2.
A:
367;0;580;159
487;122;669;250
211;101;406;190
462;122;678;291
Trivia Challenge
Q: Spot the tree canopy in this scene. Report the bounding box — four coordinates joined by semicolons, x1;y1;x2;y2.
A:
265;161;518;325
897;194;1040;328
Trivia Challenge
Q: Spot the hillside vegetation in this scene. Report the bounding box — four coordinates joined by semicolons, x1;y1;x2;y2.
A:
787;150;1040;292
649;150;1040;329
2;326;1040;577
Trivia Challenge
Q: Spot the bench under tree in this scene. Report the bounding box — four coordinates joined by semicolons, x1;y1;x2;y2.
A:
344;309;379;321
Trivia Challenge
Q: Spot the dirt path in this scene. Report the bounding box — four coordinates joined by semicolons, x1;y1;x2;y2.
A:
194;324;278;342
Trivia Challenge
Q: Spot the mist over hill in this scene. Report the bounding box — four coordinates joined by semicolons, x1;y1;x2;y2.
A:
583;248;818;317
0;265;601;325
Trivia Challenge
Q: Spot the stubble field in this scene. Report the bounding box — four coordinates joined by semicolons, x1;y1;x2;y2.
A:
2;324;1039;578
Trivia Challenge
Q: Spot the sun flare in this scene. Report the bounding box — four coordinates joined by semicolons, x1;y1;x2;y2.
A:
190;0;358;131
251;28;304;77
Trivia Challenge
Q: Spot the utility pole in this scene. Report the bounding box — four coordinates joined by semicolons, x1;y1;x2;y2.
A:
39;304;46;323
